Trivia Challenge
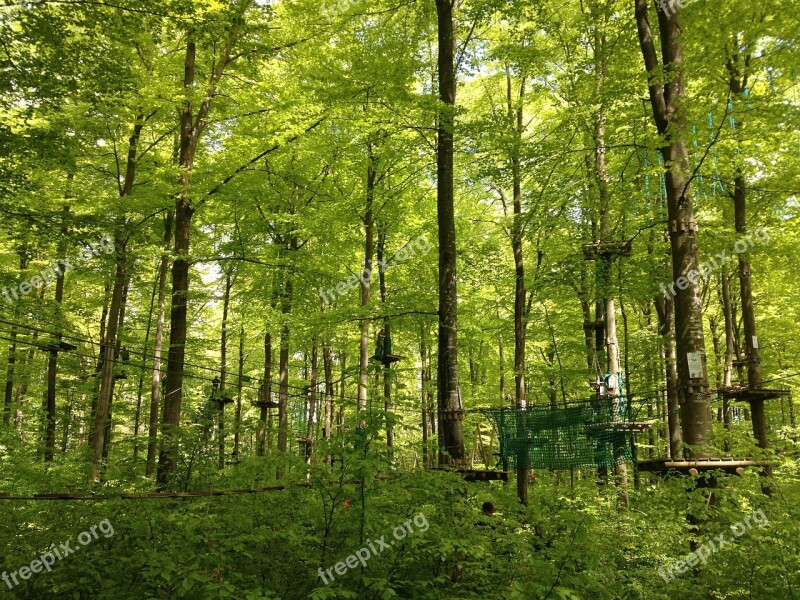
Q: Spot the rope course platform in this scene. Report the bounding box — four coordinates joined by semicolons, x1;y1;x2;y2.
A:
637;457;768;476
252;399;279;409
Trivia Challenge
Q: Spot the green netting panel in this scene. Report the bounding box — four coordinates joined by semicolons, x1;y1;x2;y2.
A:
482;399;634;471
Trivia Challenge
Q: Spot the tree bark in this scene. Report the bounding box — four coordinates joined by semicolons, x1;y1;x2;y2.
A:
376;229;394;458
654;293;682;458
103;273;130;463
91;229;126;481
45;203;70;461
358;142;376;422
277;320;290;476
323;338;334;465
306;335;318;464
3;327;16;428
338;351;346;436
257;329;272;457
727;57;771;488
635;0;712;454
146;211;172;476
435;0;465;465
218;271;233;469
276;233;297;478
158;18;243;484
420;324;429;469
504;68;529;504
5;248;32;426
135;262;159;462
234;325;244;461
720;268;735;433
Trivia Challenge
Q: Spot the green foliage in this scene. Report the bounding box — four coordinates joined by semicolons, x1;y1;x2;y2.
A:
0;0;798;597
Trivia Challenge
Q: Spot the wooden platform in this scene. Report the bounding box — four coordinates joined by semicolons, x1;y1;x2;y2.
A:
585;421;654;434
252;400;279;409
637;457;768;476
43;340;78;352
715;387;791;401
371;353;405;366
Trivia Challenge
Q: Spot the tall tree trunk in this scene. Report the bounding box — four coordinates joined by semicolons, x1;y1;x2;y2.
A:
323;338;334;465
91;229;126;481
727;56;771;488
338;351;346;436
45;202;70;461
358;142;377;422
146;211;173;476
655;294;682;458
158;17;243;483
234;325;244;461
257;329;272;457
435;0;465;465
4;249;30;427
498;328;505;402
504;68;529;504
15;328;38;430
277;236;296;478
587;9;630;501
96;114;143;470
90;286;111;436
306;335;318;464
720;268;735;433
376;229;394;458
259;286;280;457
218;272;233;469
420;325;429;469
277;320;290;476
135;263;160;462
3;327;17;427
103;273;130;463
635;0;712;455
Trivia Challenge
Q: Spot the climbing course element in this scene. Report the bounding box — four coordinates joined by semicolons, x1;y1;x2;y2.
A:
482;397;650;471
371;328;404;367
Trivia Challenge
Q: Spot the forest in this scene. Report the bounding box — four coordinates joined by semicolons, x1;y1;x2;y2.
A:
0;0;799;598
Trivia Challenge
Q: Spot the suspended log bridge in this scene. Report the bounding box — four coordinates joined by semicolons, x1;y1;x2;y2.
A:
637;457;768;476
715;386;791;402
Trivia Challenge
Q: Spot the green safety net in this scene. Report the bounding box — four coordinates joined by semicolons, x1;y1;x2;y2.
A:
482;398;638;471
